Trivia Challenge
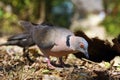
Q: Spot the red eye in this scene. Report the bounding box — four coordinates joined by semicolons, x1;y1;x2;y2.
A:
80;43;84;48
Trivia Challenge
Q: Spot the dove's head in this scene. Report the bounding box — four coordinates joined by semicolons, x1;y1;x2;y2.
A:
70;36;89;58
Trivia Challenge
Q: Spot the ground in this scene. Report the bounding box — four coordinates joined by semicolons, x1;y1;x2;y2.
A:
0;45;120;80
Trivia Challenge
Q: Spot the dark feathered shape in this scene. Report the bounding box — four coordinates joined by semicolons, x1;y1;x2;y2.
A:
74;31;120;62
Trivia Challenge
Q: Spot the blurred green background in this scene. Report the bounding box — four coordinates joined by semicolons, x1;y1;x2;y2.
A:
0;0;120;37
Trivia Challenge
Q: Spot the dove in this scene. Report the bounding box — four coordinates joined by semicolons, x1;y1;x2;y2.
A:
19;21;89;69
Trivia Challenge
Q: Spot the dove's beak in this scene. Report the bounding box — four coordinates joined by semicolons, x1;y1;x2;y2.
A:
83;50;89;59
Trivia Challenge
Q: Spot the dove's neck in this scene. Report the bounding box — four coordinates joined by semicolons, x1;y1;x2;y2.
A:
68;36;77;51
66;35;72;47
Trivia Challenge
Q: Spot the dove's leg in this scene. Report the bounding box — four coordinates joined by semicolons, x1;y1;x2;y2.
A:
45;55;55;69
23;47;28;56
23;47;34;63
39;47;55;69
59;57;65;66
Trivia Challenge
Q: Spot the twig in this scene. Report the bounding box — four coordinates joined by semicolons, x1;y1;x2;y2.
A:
81;58;98;65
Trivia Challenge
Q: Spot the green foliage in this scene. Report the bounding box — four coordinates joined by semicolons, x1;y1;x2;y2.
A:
0;8;3;18
103;15;120;36
52;0;65;6
0;7;18;35
49;0;73;27
0;0;39;35
0;0;119;36
102;0;120;36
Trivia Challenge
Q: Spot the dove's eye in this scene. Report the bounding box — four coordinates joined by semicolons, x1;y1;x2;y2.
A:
80;42;84;48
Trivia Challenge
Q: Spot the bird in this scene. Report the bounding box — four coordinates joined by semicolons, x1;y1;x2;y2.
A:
19;21;89;69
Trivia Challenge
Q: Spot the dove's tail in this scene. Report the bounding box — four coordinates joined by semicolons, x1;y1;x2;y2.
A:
0;41;19;46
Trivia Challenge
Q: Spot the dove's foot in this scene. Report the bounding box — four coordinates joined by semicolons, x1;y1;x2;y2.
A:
47;63;55;70
59;57;70;67
45;58;55;69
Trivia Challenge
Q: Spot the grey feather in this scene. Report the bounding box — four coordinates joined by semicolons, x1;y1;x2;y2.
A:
0;33;35;48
